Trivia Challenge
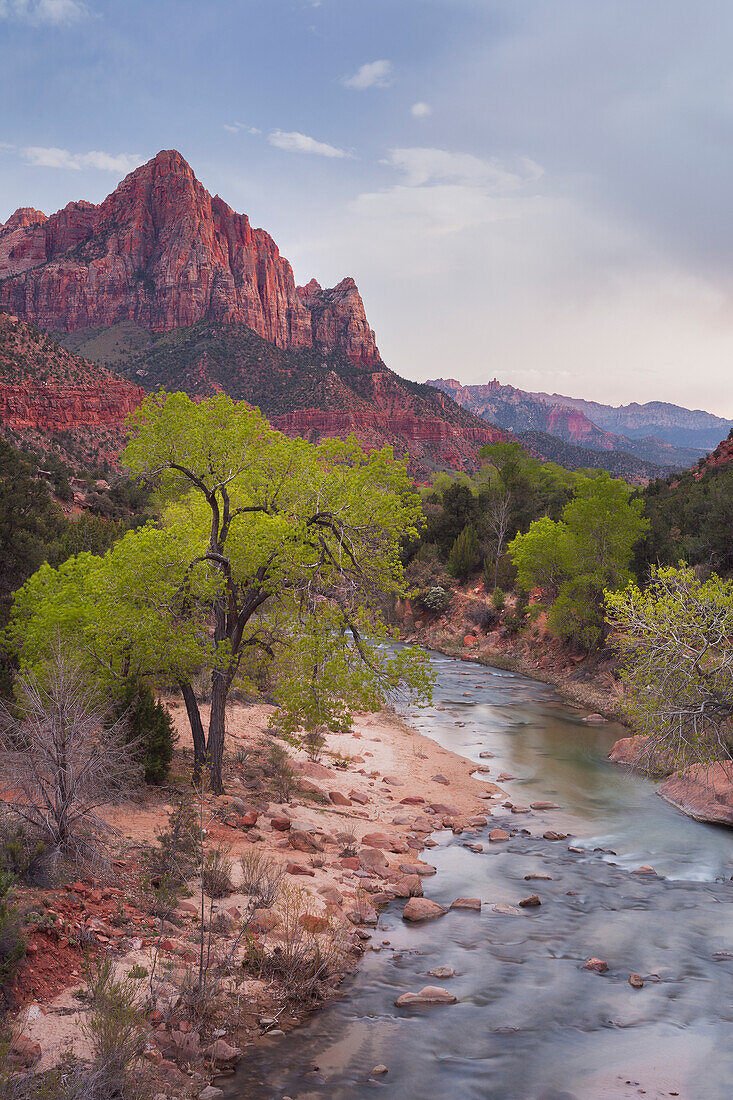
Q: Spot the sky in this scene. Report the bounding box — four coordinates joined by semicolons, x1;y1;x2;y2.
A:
1;0;733;415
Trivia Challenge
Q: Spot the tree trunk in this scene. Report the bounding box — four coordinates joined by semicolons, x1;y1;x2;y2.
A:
179;680;207;774
207;668;230;794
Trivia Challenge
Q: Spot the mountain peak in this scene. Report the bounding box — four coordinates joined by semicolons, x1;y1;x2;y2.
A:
0;153;379;361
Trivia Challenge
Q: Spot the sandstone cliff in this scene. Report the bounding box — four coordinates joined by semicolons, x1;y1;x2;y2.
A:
0;151;377;363
0;312;143;463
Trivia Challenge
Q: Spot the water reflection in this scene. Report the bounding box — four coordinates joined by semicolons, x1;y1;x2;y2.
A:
226;652;733;1100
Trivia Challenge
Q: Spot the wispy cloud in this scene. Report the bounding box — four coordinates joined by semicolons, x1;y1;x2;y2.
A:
342;59;392;90
267;130;352;159
383;147;543;190
22;147;141;172
223;121;261;135
411;102;432;119
0;0;88;25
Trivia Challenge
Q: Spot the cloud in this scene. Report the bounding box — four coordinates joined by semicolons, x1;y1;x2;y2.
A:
223;122;261;135
0;0;88;24
382;147;543;190
411;102;432;119
267;130;351;159
22;147;141;172
342;60;392;90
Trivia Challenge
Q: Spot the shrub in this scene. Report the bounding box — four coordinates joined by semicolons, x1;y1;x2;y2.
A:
112;682;176;785
468;604;499;632
447;523;482;580
491;587;506;611
81;955;147;1097
0;823;50;887
143;795;199;915
0;873;25;1008
417;586;451;615
303;727;326;763
265;743;296;803
256;885;346;1007
239;850;284;909
202;846;233;899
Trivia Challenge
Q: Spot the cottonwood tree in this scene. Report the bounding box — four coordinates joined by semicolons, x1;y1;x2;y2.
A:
0;652;139;861
606;564;733;769
10;393;431;792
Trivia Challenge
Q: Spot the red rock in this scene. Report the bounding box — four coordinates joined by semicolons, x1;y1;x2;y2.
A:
362;831;398;851
489;828;509;842
463;635;477;647
250;908;277;933
450;897;481;910
391;874;423;898
519;894;542;907
299;913;330;933
543;831;568;841
400;795;425;805
349;790;369;804
239;811;258;827
429;802;459;816
340;857;360;870
659;762;733;826
629;973;644;988
530;801;560;811
270;816;291;831
402;898;447;922
8;1035;42;1068
608;735;673;777
583;958;609;973
329;791;352;806
285;862;315;877
205;1038;242;1066
394;986;456;1006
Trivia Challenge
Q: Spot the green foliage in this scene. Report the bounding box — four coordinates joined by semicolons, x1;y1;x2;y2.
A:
636;463;733;577
447;523;482;579
0;872;25;1002
509;473;648;650
81;954;147;1095
111;682;176;785
491;587;505;611
0;825;48;887
606;564;733;766
417;586;452;614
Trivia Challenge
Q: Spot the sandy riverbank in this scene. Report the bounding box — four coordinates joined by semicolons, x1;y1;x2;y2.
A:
8;698;501;1095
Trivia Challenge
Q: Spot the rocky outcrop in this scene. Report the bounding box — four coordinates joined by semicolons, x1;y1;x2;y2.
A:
0;150;375;363
0;312;143;460
658;762;733;826
608;735;674;778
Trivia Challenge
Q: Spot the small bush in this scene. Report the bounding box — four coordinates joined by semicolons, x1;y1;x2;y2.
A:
0;873;25;1007
303;727;326;763
202;846;233;898
491;587;506;611
81;955;147;1097
143;795;199;915
448;523;481;580
239;850;284;909
468;604;499;631
417;586;451;615
265;743;296;803
256;885;346;1007
0;824;50;887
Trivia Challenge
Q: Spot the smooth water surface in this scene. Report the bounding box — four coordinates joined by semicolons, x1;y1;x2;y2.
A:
227;653;733;1099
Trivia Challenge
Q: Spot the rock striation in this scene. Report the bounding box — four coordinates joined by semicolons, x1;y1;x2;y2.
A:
0;312;143;461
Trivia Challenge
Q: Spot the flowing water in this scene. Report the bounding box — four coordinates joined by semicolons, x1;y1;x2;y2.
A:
226;652;733;1099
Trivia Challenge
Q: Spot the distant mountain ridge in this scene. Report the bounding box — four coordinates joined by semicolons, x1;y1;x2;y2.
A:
532;391;733;451
428;378;712;470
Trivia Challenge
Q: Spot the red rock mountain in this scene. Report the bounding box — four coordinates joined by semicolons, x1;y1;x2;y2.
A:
0;151;512;476
0;311;143;464
429;377;706;471
0;149;378;365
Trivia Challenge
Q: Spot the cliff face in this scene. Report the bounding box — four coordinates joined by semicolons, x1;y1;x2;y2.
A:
0;312;143;462
0;150;377;362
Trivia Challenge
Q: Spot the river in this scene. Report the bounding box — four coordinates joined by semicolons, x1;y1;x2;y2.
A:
226;651;733;1099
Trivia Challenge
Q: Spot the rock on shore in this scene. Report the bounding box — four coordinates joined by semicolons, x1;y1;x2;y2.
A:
658;762;733;826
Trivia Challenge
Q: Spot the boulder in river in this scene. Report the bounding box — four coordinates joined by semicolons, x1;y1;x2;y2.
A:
402;898;447;922
489;828;510;842
658;762;733;826
395;986;457;1006
583;958;609;973
450;897;481;910
608;734;674;778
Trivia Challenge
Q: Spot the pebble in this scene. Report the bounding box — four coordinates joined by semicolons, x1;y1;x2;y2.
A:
525;872;552;880
629;973;644;988
370;1065;389;1076
519;894;541;907
583;958;609;973
428;966;456;979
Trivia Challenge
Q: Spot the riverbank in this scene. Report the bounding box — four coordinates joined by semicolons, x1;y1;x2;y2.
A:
6;698;499;1096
